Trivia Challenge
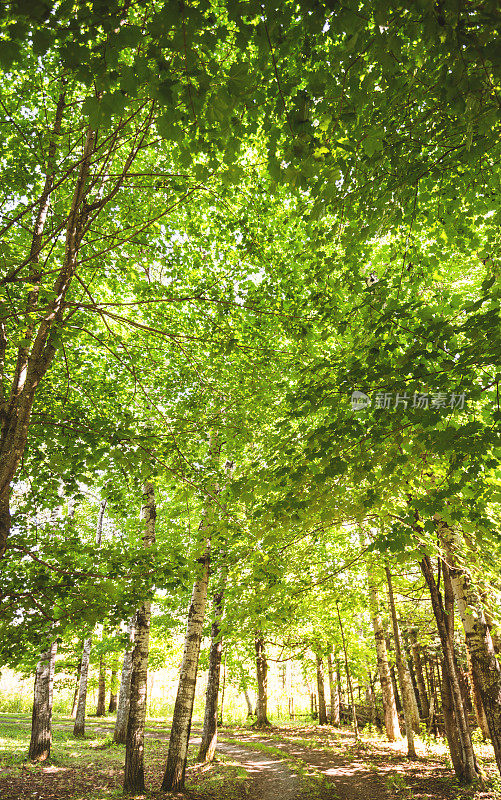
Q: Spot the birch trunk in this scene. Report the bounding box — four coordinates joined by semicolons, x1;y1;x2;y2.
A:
440;522;501;774
420;554;479;782
385;567;417;758
197;578;226;763
28;641;57;761
316;655;328;725
328;652;340;726
114;617;136;744
73;636;92;737
123;482;156;795
161;552;210;790
254;633;271;727
466;648;490;739
161;433;222;792
367;574;401;740
73;501;106;736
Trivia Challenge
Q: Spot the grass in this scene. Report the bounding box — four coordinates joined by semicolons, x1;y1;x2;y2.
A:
0;716;248;800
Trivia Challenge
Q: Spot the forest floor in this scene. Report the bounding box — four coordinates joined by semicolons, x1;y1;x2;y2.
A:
0;713;499;800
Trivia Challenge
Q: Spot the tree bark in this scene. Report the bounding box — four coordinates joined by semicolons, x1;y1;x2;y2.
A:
28;641;57;761
316;655;328;725
420;554;480;782
96;653;107;716
123;482;156;795
114;617;136;745
161;551;210;789
385;566;417;758
254;633;271;727
440;522;501;775
197;578;226;763
161;433;222;792
466;647;490;739
73;636;92;737
328;652;340;726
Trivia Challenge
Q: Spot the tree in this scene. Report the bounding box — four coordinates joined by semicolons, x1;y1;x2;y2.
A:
124;482;156;795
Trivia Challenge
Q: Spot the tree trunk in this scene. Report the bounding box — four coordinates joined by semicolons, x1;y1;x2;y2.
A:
328;652;340;726
466;648;490;739
73;636;92;737
316;655;328;725
114;617;136;745
420;554;480;782
385;566;417;758
123;482;156;795
70;650;83;719
441;661;465;777
161;433;221;793
409;628;430;720
440;521;501;775
254;633;271;727
96;653;106;716
197;580;225;763
161;550;210;790
28;641;57;761
366;570;401;740
218;650;227;726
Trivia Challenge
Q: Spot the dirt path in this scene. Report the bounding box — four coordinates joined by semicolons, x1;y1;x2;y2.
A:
215;730;386;800
192;736;303;800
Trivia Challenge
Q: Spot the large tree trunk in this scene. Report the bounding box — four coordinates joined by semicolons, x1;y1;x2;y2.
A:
28;641;57;761
420;554;480;782
440;522;501;775
385;567;417;758
73;636;92;737
123;482;156;795
328;652;340;726
114;617;136;744
161;434;223;793
197;579;226;763
409;628;429;720
254;633;271;727
316;655;329;725
96;653;107;716
161;550;210;790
